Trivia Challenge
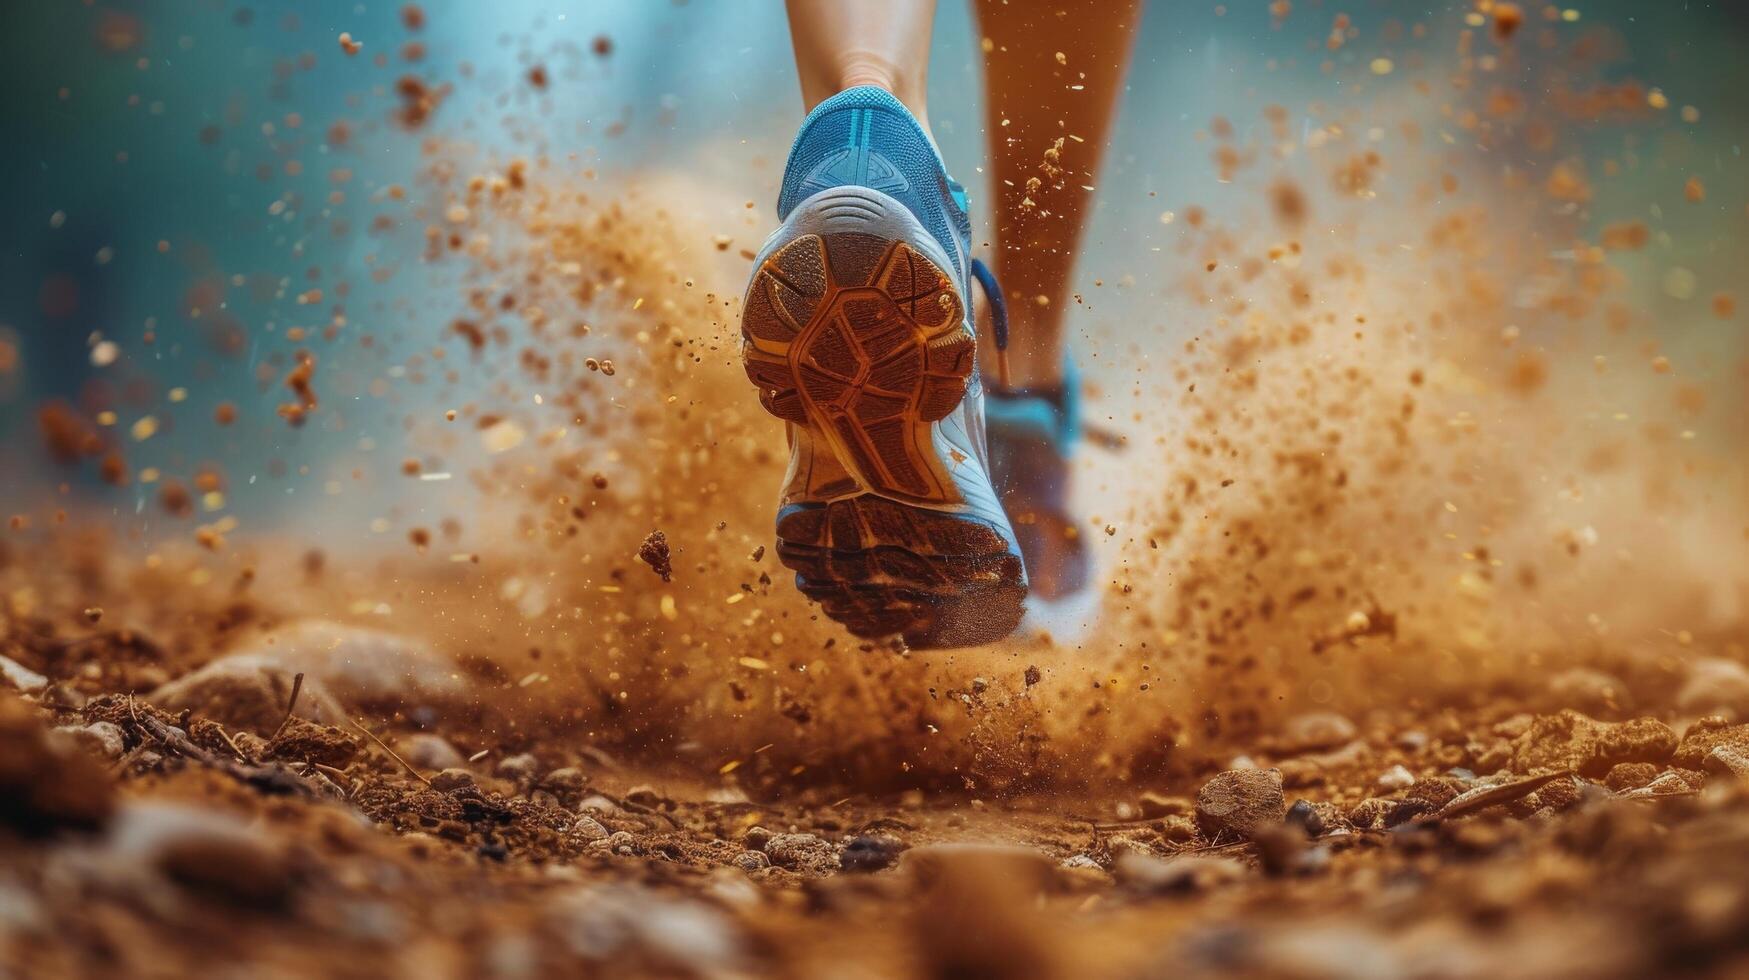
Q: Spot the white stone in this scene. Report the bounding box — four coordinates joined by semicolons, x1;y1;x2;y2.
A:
0;654;48;693
1377;765;1416;790
1677;658;1749;718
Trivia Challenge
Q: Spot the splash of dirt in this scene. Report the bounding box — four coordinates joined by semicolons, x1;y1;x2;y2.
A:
12;2;1747;801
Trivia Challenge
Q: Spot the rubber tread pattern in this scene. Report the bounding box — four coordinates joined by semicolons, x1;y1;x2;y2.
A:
743;230;1022;646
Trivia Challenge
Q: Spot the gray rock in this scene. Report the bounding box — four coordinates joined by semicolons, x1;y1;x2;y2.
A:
259;620;467;705
1196;924;1408;980
1114;851;1244;894
0;654;48;693
1396;730;1430;751
568;816;609;843
606;831;637;856
399;733;465;771
840;834;905;873
328;899;406;944
1677;658;1749;718
1285;799;1324;837
706;868;762;908
548;884;747;972
497;753;540;782
154;621;465;730
544;767;587;793
1297;739;1372;770
1376;765;1416;790
1618;771;1692;799
55;721;126;759
731;850;770;872
430;768;475;792
575;793;621;815
623;785;662;808
148;656;347;733
1704;745;1749;780
1280;712;1358;753
1547;667;1633;716
105;801;293;906
1195;768;1286;841
764;833;839;873
0;882;45;933
704;786;752;805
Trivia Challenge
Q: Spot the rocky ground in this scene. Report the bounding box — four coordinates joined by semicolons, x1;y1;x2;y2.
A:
4;584;1749;979
4;4;1748;977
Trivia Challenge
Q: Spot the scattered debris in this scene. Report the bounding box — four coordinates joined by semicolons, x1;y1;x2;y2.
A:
638;530;673;582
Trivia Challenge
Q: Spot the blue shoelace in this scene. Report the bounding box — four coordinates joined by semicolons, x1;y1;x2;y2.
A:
969;257;1011;389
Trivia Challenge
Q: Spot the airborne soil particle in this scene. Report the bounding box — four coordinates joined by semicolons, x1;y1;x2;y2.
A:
638;529;674;582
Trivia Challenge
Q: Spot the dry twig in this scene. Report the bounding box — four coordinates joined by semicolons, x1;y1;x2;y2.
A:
271;671;306;742
349;717;432;787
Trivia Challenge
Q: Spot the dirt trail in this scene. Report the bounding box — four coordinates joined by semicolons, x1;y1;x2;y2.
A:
4;564;1749;977
4;3;1748;976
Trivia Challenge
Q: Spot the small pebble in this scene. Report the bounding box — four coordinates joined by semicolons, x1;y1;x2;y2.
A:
430;768;475;792
1377;765;1416;790
732;850;770;872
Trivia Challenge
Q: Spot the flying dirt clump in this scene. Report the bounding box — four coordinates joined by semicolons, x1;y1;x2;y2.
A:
276;352;317;427
637;530;672;582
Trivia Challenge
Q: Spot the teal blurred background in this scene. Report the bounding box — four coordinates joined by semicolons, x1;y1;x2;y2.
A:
1;1;1743;542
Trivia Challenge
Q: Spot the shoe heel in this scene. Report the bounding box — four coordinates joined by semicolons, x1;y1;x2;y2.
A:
741;188;1026;648
775;496;1025;647
741;191;974;504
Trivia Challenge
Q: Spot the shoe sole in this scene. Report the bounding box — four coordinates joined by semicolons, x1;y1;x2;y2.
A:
742;192;1024;646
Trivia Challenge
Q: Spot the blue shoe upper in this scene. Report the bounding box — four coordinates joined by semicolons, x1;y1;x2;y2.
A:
778;86;971;286
772;88;1091;606
983;363;1087;601
984;358;1083;456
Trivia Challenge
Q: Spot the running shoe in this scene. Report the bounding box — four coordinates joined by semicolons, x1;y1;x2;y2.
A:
985;368;1090;602
740;85;1025;648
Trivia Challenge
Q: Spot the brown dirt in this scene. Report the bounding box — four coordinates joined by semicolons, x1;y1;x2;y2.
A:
3;549;1749;977
4;3;1748;976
